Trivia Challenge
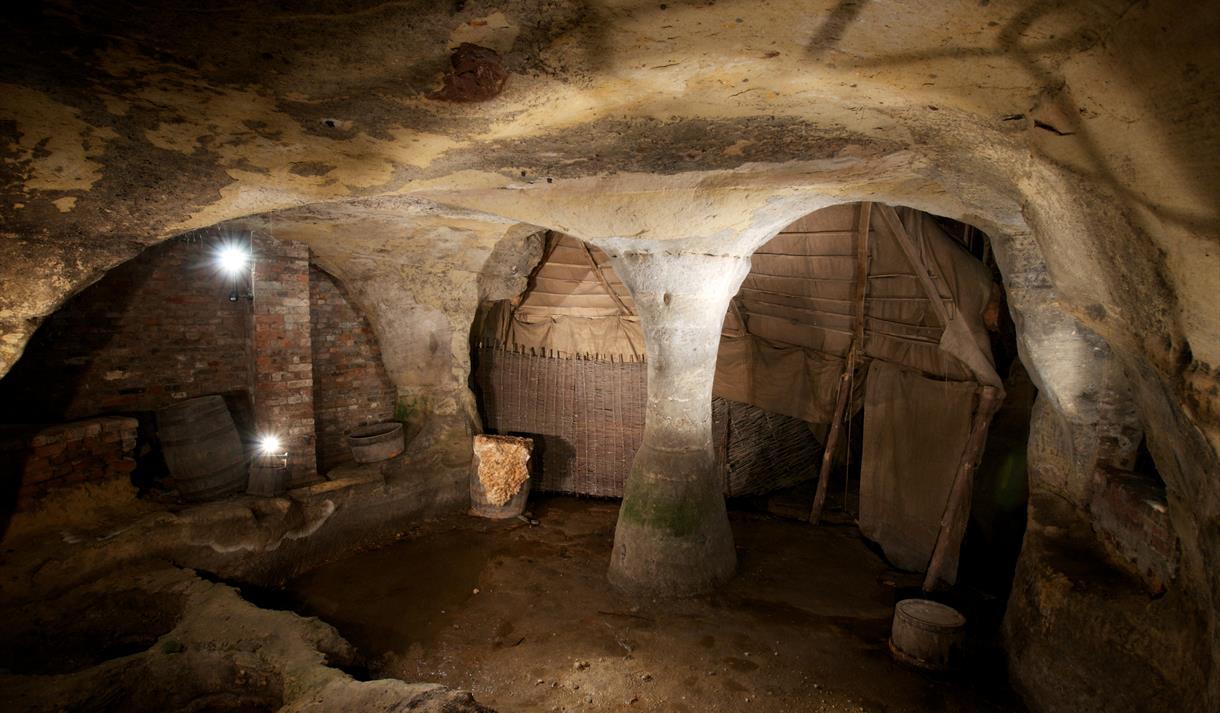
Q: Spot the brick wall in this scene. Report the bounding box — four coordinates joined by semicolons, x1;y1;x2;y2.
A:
0;235;254;423
310;267;397;472
1;417;138;509
1089;437;1177;592
251;235;317;485
1089;468;1176;592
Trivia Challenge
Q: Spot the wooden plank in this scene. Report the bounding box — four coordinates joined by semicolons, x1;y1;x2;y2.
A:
874;204;951;326
922;385;1003;591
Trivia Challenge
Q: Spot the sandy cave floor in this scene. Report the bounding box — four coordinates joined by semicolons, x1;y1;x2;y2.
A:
274;496;1025;713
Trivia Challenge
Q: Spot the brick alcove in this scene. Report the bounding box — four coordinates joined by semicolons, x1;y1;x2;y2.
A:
0;231;396;506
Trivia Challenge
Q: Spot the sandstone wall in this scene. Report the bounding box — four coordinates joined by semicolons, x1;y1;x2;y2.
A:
0;2;1216;711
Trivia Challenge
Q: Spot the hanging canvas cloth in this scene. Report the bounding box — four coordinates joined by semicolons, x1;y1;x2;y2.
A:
858;360;978;573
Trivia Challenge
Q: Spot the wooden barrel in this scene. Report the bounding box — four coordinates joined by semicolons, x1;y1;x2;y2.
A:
157;395;248;501
247;451;288;497
888;598;966;671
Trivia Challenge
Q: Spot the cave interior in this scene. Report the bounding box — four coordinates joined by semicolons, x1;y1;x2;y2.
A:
0;2;1217;713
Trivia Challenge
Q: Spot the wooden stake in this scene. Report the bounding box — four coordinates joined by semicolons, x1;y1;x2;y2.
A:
809;356;854;524
922;385;1003;591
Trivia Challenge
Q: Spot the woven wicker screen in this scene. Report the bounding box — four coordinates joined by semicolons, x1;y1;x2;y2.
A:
474;347;820;497
474;347;644;497
713;397;822;497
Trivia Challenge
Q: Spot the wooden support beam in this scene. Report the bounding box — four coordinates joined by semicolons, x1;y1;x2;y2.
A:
727;296;748;336
874;204;951;327
581;241;634;316
810;203;871;525
851;202;872;348
922;384;1003;591
808;356;853;524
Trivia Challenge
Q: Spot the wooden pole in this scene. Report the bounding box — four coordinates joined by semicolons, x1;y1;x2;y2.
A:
810;203;872;525
851;202;872;346
922;385;1003;591
842;202;871;516
809;356;853;524
581;241;634;316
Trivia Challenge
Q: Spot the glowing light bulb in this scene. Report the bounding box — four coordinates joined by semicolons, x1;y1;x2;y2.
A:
258;434;282;455
217;244;249;276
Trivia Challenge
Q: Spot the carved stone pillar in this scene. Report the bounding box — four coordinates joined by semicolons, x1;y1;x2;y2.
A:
601;248;751;595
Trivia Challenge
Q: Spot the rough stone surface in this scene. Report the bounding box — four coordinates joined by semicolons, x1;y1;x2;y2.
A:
0;462;465;602
473;434;532;507
0;566;490;713
0;2;1217;710
1005;495;1208;713
432;43;510;103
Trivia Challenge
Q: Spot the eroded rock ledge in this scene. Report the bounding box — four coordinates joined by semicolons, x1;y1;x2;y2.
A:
0;459;497;712
1004;494;1210;713
0;566;491;712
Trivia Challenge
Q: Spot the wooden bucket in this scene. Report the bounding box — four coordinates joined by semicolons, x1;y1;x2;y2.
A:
157;395;248;502
888;598;966;671
248;451;288;497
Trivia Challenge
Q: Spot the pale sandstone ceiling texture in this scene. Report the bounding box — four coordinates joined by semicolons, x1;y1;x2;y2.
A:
1;0;1219;701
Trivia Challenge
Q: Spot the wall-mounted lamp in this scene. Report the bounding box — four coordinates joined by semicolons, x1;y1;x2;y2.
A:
215;237;254;302
218;245;249;277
